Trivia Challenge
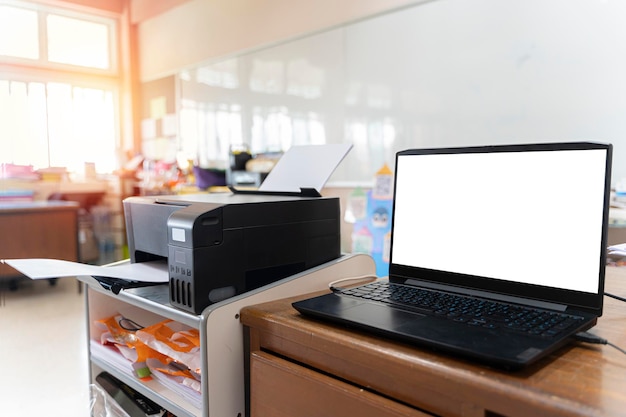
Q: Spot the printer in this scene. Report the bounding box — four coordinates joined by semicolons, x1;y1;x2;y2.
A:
123;192;341;314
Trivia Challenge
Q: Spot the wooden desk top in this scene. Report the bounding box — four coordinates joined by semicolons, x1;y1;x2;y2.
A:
241;267;626;417
0;200;79;213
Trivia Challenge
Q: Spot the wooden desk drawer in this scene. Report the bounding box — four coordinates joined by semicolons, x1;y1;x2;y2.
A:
250;350;431;417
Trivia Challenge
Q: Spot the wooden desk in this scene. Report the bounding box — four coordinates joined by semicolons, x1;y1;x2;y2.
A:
0;201;79;286
241;268;626;417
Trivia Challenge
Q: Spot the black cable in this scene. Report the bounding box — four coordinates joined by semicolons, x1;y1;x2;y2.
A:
605;292;626;303
328;274;379;292
574;331;626;355
607;341;626;355
118;317;144;331
572;292;626;355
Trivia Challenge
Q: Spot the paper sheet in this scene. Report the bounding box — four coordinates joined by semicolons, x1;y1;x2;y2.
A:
2;259;169;283
259;143;352;192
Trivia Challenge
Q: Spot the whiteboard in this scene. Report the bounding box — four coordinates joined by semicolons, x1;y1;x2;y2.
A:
179;0;626;186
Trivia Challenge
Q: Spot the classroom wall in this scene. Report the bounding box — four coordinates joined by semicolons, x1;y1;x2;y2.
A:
135;0;421;81
136;0;626;186
134;0;626;266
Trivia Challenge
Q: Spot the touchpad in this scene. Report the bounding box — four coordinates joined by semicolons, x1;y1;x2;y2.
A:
342;303;426;330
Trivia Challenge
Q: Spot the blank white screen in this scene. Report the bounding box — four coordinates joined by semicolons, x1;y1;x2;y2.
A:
391;148;607;294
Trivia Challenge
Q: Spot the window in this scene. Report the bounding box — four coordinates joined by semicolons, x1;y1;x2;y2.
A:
0;5;39;59
47;14;111;69
0;79;117;173
0;1;119;175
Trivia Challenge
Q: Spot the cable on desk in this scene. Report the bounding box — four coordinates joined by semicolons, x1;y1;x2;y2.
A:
328;274;379;292
605;292;626;303
574;331;626;355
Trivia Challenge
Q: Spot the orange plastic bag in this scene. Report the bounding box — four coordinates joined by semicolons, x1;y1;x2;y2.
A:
135;319;201;374
96;315;170;379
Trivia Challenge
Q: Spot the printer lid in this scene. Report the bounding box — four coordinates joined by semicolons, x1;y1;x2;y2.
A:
152;192;326;206
257;143;352;193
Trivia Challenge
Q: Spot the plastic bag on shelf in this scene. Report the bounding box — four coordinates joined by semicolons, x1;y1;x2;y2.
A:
136;319;201;375
89;383;131;417
94;314;201;390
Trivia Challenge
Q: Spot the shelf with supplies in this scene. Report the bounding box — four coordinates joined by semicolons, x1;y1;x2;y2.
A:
80;254;376;417
86;282;201;417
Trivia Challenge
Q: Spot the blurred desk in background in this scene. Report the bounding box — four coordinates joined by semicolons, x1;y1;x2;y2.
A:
0;201;79;290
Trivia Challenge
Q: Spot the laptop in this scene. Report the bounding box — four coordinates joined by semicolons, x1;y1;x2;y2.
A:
293;142;612;369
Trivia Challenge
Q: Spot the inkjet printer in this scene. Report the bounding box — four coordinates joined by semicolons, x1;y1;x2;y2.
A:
123;192;341;314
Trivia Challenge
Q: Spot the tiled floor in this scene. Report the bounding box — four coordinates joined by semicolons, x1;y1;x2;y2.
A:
0;276;91;416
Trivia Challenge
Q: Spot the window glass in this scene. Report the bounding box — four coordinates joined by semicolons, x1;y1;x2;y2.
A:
0;79;117;173
47;14;110;69
0;6;39;59
0;81;48;168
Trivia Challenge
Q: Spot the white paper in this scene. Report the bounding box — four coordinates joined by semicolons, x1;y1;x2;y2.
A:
258;143;352;192
2;259;169;283
607;243;626;257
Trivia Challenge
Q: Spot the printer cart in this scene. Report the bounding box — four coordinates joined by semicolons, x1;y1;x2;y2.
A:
82;254;375;417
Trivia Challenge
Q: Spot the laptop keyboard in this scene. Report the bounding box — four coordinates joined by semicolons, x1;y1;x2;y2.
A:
339;281;586;339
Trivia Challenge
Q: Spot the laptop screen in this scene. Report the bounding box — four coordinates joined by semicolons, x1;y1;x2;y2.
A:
389;142;612;313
